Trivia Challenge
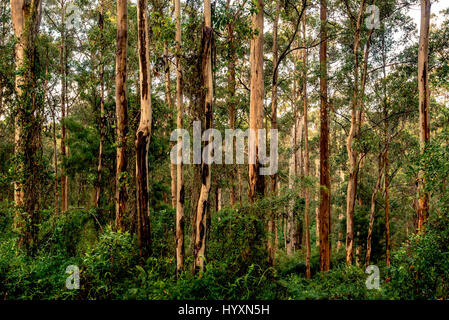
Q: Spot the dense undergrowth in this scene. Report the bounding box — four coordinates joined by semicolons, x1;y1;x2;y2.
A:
1;201;448;300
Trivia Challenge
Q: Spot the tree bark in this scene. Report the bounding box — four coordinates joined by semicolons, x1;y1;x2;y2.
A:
226;0;236;207
302;9;311;279
248;0;265;203
291;96;304;254
417;0;431;232
287;59;300;256
193;0;214;273
319;0;331;272
59;0;68;213
384;131;391;267
115;0;129;230
345;0;369;265
163;41;176;209
314;157;320;247
10;0;43;253
382;35;391;267
337;169;344;251
287;123;296;255
135;0;153;259
95;0;105;208
268;0;280;265
174;0;185;275
52;103;59;215
293;79;303;252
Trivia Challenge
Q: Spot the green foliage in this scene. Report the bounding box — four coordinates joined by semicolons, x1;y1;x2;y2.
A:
64;117;98;178
39;209;99;256
0;213;80;299
150;207;175;258
281;265;385;300
276;249;321;278
385;131;449;300
81;227;139;299
208;204;268;275
125;258;277;300
0;247;79;299
386;214;449;300
1;198;448;301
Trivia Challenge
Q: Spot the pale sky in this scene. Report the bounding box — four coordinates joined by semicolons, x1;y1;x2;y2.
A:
408;1;447;29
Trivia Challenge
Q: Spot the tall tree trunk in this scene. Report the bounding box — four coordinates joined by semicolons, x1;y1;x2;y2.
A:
319;0;331;272
95;0;105;208
293;94;303;252
384;129;391;267
291;99;303;254
52;104;59;215
302;9;311;279
337;169;344;251
190;162;201;267
384;146;391;267
268;0;280;265
163;41;176;209
170;154;177;208
135;0;153;259
345;0;369;265
286;61;300;255
11;0;43;253
226;0;236;207
287;123;296;255
115;0;129;230
193;0;214;273
417;0;431;232
60;0;68;213
248;0;265;203
174;0;185;275
345;31;359;266
315;157;320;247
237;166;242;205
382;35;391;267
286;37;300;256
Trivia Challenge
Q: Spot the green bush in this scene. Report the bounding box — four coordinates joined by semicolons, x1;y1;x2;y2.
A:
386;213;449;299
125;258;278;300
0;234;80;299
385;133;449;300
208;204;268;275
281;265;386;300
39;209;99;256
275;248;321;278
81;226;139;299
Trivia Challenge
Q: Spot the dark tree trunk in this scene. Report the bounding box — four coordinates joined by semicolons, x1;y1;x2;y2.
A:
193;14;214;273
135;0;153;259
319;0;331;272
115;0;129;230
